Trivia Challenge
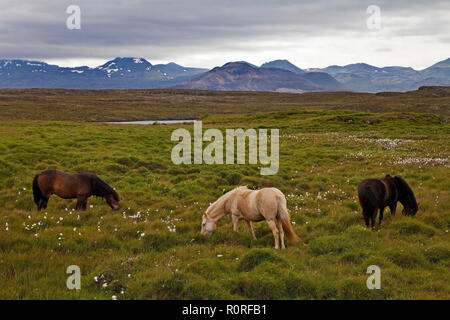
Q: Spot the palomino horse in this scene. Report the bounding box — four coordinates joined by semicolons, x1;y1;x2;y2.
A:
32;170;120;211
358;174;418;230
201;186;299;249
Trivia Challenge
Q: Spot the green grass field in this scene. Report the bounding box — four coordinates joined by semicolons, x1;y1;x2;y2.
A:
0;90;449;299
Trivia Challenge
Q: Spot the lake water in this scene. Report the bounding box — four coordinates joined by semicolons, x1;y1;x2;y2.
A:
105;119;196;125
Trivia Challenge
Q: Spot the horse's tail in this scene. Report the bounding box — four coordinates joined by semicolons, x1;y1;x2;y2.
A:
32;174;42;205
277;197;300;244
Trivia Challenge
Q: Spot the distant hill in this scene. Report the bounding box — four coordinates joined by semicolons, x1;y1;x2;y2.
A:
152;62;208;78
308;58;450;92
420;58;450;85
174;61;344;92
260;59;305;74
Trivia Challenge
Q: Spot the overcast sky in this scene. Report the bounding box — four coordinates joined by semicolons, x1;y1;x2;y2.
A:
0;0;449;70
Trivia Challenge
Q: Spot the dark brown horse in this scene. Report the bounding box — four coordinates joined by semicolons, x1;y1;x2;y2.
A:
358;174;418;230
32;170;120;211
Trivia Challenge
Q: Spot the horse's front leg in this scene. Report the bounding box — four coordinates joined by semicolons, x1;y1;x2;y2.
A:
379;207;384;227
232;214;240;232
82;198;88;210
246;220;257;240
266;220;280;250
389;202;397;216
75;199;82;210
76;194;88;211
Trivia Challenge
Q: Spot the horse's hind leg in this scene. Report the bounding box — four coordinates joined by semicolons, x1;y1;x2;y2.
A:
277;218;286;249
38;197;48;211
246;220;257;240
37;199;43;211
371;209;377;231
266;220;280;250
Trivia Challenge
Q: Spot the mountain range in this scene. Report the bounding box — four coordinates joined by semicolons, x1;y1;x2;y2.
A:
0;57;449;93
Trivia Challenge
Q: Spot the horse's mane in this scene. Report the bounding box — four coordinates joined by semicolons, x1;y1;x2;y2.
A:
79;172;119;201
394;176;417;211
206;186;248;216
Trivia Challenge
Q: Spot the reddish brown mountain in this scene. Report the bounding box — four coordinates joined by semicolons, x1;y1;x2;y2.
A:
174;61;345;92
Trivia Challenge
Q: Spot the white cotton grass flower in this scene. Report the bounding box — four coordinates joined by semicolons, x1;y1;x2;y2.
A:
217;254;223;258
112;295;117;300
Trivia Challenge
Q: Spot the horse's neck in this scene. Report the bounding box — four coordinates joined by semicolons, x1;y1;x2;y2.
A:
208;192;233;221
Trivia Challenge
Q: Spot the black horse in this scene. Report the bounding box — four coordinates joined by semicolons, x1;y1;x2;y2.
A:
358;174;418;230
33;170;120;211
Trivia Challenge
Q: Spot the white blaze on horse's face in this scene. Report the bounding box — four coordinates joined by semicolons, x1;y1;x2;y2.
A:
201;214;216;237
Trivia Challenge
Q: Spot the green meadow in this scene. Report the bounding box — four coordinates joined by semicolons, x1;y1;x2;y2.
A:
0;95;449;299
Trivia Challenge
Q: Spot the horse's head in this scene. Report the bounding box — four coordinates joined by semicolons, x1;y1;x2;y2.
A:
106;192;120;210
401;199;418;216
201;213;216;237
394;176;418;216
89;174;120;210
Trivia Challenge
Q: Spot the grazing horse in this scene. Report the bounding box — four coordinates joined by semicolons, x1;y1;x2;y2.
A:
358;174;418;230
201;186;299;249
32;170;120;211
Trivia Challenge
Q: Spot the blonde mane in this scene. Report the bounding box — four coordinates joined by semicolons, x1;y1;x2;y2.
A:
205;186;248;218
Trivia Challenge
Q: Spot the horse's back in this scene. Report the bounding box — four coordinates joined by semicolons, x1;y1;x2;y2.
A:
258;187;285;199
255;188;286;217
37;170;88;199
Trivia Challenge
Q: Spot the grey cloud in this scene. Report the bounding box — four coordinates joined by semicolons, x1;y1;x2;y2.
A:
0;0;448;68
